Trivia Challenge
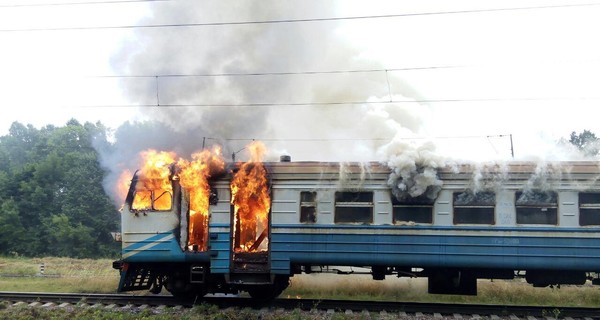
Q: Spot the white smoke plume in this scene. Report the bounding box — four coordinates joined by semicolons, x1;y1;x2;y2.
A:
524;162;564;192
379;139;444;201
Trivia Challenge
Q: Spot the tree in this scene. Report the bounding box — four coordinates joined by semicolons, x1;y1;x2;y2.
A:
0;199;27;255
0;120;120;258
569;130;599;157
42;214;95;258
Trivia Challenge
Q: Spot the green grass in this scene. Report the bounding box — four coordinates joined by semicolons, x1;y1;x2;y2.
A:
0;256;118;294
284;274;600;307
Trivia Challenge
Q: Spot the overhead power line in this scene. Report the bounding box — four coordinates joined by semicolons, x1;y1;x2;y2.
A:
218;134;512;142
0;0;170;8
87;65;464;79
6;57;600;80
1;2;600;32
69;97;600;109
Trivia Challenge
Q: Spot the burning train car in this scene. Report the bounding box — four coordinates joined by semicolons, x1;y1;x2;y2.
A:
113;146;600;299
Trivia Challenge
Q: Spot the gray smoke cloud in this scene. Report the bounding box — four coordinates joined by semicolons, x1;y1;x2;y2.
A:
98;1;441;205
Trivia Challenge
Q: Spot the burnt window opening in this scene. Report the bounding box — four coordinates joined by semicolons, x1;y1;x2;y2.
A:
186;189;210;252
334;191;373;224
392;193;434;224
453;191;495;225
579;192;600;226
131;189;173;211
300;191;317;223
515;190;558;225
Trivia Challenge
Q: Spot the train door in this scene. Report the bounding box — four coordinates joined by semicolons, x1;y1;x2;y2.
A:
179;187;213;252
229;162;272;275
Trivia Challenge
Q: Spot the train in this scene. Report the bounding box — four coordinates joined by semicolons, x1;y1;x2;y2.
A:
112;156;600;299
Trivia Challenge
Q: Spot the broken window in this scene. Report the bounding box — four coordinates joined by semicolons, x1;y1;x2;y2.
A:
334;191;373;224
300;191;317;223
453;191;495;225
579;192;600;226
131;189;172;211
515;190;557;225
392;193;434;224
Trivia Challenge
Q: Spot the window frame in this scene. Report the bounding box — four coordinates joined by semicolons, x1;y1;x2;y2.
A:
300;191;317;223
515;190;558;225
131;189;173;211
334;191;374;224
391;193;434;224
579;192;600;226
452;191;496;225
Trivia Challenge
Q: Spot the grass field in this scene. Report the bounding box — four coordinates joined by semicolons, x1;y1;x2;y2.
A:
0;256;118;294
2;256;600;308
285;274;600;307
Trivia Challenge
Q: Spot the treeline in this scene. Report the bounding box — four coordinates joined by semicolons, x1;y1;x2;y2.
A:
0;120;119;258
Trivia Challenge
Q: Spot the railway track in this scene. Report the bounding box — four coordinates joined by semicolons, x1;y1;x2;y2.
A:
1;291;599;318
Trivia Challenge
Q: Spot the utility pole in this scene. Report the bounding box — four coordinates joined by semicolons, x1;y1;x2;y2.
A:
510;134;514;159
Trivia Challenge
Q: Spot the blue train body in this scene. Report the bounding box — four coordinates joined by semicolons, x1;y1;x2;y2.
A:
113;161;600;298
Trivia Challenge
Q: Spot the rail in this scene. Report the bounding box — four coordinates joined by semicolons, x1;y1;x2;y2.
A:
1;291;599;318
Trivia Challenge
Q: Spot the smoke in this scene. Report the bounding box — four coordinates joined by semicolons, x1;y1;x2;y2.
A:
465;161;510;194
379;139;445;201
524;162;564;192
97;1;439;205
98;2;593;207
337;162;370;190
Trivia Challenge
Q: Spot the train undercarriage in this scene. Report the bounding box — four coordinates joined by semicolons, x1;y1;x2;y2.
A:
113;260;290;301
114;259;598;299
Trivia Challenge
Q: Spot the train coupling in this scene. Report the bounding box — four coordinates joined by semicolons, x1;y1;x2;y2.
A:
112;260;125;270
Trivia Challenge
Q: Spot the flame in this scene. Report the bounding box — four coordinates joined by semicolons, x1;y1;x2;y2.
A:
231;141;271;253
132;149;177;210
178;146;225;251
117;141;273;255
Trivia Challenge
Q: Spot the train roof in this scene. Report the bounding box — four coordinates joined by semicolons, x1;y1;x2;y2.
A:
257;160;600;174
243;161;600;189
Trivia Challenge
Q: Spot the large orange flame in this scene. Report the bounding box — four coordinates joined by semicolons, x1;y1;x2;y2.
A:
178;146;225;251
131;149;177;211
231;141;271;253
117;142;272;255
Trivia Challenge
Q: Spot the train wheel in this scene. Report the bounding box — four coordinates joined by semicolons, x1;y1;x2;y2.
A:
247;275;290;303
168;286;207;300
165;274;206;300
428;269;477;295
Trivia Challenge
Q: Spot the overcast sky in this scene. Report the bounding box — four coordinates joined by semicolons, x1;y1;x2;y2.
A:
1;0;600;162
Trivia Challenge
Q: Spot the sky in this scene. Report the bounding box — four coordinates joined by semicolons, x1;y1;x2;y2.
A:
1;0;600;163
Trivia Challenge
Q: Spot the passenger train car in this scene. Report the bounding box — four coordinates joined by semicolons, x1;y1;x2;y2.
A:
112;159;600;299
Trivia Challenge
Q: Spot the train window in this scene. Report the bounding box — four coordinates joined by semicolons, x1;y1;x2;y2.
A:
453;191;495;225
515;190;557;225
334;191;373;224
392;193;434;224
131;189;172;211
579;192;600;226
300;191;317;223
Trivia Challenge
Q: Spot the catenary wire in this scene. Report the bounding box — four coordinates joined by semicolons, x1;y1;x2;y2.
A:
65;97;600;109
1;2;599;32
5;57;598;79
85;65;464;79
0;0;170;8
217;134;512;142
